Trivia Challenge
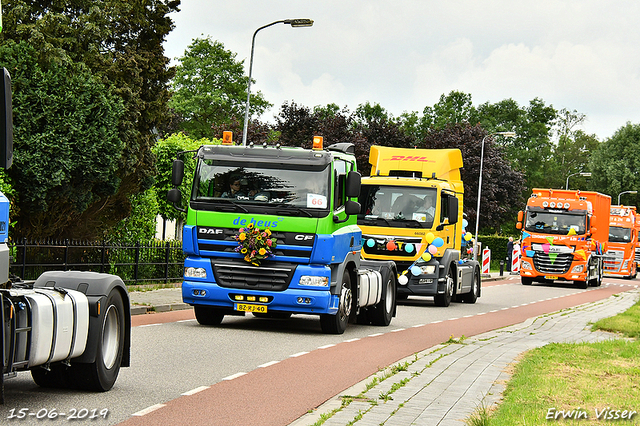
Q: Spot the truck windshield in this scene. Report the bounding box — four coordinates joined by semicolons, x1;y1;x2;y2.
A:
358;185;438;228
609;226;632;243
524;211;586;235
192;160;330;210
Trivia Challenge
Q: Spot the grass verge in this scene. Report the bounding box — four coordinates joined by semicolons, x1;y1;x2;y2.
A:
469;298;640;425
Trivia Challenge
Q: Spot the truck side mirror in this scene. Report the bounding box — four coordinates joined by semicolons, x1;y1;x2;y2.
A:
167;188;185;213
448;196;458;225
345;200;361;215
333;200;360;224
516;222;522;230
172;159;185;187
345;171;361;198
167;188;182;204
517;211;524;222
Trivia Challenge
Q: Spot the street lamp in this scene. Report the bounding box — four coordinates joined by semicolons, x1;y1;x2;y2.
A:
617;190;638;205
473;131;516;262
241;19;314;146
565;172;592;190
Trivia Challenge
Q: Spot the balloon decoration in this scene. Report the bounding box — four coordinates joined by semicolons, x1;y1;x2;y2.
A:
421;252;432;262
464;232;473;241
428;244;438;255
398;273;409;285
405;243;414;253
386;241;397;251
366;238;375;247
425;232;435;244
410;265;422;276
433;237;444;247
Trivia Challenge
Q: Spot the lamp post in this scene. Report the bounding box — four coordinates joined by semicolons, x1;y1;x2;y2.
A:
241;19;314;147
617;190;638;205
565;172;592;190
473;131;516;262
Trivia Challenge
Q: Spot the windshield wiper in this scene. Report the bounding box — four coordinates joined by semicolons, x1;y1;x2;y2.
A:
361;216;392;227
214;198;248;213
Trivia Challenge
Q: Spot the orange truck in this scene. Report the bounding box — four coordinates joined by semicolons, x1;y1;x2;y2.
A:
516;189;611;288
636;210;640;270
604;205;637;279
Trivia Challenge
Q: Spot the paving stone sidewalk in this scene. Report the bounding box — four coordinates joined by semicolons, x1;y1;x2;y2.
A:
290;289;639;426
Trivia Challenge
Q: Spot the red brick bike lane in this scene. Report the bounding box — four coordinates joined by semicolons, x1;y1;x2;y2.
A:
120;283;636;426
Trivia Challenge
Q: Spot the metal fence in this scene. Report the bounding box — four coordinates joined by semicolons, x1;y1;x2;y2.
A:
9;239;185;284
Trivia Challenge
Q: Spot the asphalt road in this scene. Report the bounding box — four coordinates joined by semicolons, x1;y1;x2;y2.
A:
1;275;637;425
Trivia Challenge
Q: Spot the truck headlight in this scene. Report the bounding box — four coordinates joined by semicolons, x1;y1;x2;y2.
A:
185;267;207;279
571;265;584;273
520;260;532;270
299;276;329;287
420;265;436;274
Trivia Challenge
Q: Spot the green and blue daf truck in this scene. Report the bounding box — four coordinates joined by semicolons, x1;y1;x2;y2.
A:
167;135;397;334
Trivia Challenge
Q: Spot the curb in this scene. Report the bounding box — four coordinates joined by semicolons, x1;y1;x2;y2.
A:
130;302;191;315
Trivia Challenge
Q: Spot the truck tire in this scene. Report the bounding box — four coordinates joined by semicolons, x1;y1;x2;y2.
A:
195;305;225;325
521;277;533;285
368;268;395;326
71;288;126;391
320;271;352;334
575;280;588;289
31;364;70;389
434;267;454;307
460;269;480;304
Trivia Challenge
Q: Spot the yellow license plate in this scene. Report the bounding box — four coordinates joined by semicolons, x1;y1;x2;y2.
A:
545;275;559;280
235;303;267;313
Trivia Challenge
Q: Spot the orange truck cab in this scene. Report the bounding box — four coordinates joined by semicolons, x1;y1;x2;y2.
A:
636;210;640;269
516;189;610;288
604;205;637;279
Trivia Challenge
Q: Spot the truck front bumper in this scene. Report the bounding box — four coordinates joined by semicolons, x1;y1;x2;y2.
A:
181;256;338;315
397;273;443;297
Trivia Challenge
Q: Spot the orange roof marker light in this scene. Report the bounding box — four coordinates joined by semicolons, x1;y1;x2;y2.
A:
312;136;323;150
222;131;233;145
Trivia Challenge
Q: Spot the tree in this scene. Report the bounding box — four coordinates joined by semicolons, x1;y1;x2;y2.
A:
169;37;271;140
422;91;474;131
0;41;124;239
152;133;217;223
549;109;600;190
420;124;526;233
1;0;179;239
589;123;640;206
471;97;557;191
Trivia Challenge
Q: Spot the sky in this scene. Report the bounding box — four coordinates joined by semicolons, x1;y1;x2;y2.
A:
163;0;640;141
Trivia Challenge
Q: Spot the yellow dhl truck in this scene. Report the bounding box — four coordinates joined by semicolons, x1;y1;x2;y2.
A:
357;146;481;307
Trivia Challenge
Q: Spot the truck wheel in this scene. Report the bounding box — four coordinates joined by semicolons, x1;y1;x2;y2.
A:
368;268;396;326
195;305;225;325
434;267;454;307
575;280;588;289
72;288;126;391
320;272;352;334
31;364;70;389
460;269;479;304
521;277;533;285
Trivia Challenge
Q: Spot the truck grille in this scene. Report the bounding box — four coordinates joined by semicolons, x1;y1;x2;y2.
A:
604;250;624;272
533;253;573;274
196;227;314;264
635;247;640;263
212;260;295;291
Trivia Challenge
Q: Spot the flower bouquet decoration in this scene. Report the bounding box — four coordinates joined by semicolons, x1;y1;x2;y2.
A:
234;223;277;266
